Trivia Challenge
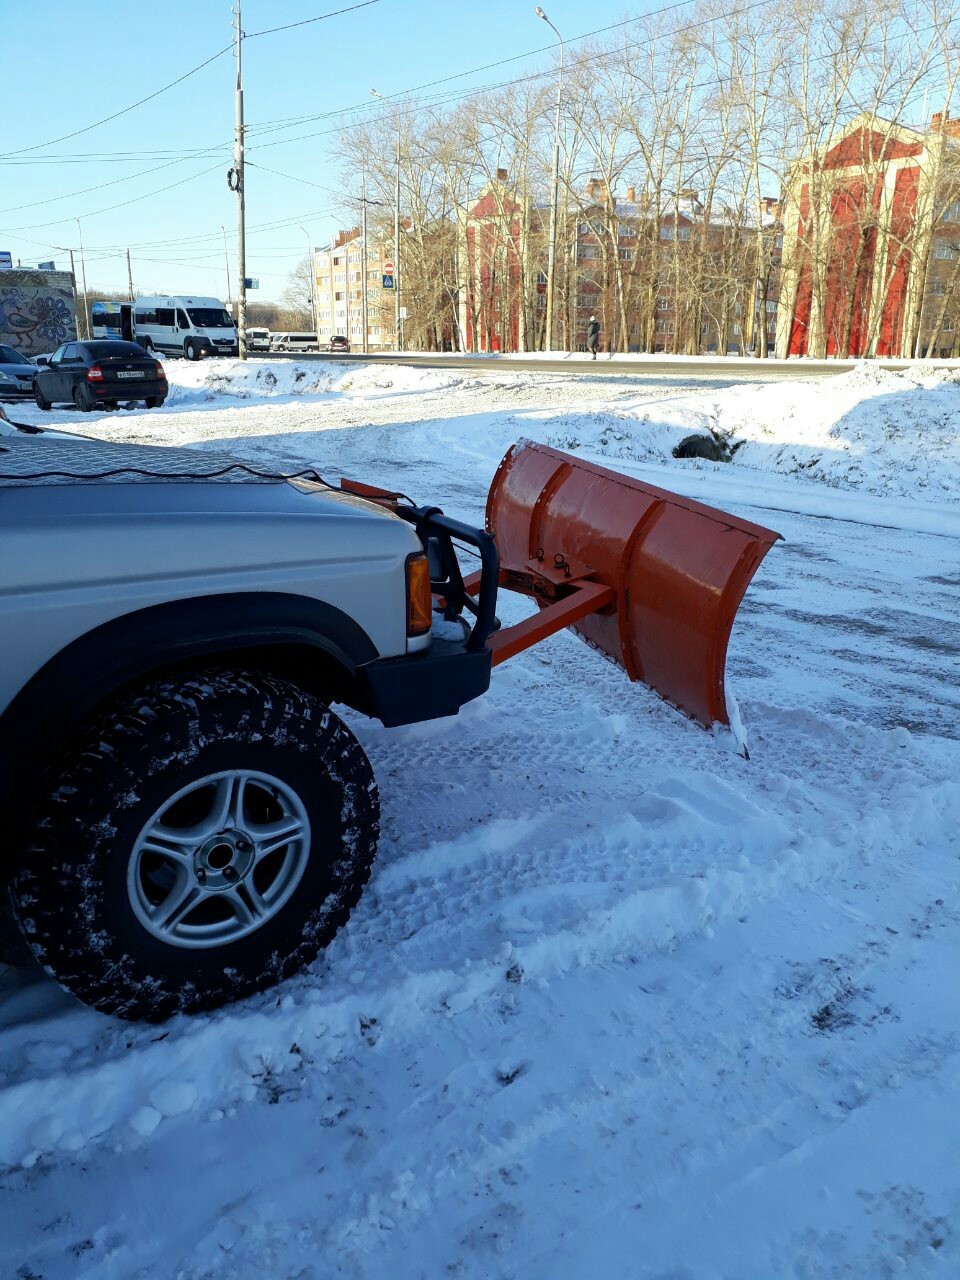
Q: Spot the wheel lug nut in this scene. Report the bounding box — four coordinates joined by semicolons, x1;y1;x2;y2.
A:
223;865;239;882
236;839;251;853
196;868;207;884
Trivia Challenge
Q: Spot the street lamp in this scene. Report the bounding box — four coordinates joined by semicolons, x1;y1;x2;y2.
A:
535;6;564;352
301;226;316;337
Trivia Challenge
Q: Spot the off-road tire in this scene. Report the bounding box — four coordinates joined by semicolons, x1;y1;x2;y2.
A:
12;669;380;1021
33;384;51;411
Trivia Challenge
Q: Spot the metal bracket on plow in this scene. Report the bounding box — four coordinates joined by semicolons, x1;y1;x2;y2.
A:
463;565;615;667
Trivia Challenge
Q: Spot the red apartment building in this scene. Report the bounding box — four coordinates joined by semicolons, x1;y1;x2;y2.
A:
777;111;960;358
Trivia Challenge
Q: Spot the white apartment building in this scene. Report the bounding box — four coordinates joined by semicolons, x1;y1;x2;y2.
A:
312;228;393;350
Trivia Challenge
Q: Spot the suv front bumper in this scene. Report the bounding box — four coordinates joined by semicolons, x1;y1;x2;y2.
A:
359;639;491;727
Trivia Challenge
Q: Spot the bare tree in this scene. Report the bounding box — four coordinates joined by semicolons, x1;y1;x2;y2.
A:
281;257;313;326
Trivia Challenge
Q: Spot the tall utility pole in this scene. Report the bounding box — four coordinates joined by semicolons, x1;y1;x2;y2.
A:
126;248;135;299
75;219;90;340
394;131;402;352
370;89;402;351
535;7;564;352
68;249;82;340
233;2;247;359
360;190;369;355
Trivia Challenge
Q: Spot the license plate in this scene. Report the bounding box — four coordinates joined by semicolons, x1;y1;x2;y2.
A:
117;371;145;379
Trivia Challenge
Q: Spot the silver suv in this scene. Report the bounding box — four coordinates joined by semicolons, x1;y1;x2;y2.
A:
0;432;495;1020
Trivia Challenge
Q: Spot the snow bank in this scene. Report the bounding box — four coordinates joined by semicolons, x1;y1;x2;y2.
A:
552;363;960;503
163;357;515;409
154;357;960;505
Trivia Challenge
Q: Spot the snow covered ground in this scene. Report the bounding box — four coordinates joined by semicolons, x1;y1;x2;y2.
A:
1;358;959;1278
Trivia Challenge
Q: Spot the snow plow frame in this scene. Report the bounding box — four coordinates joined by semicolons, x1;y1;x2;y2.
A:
340;440;780;732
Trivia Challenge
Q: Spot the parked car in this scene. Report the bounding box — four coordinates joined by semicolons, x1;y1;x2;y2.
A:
272;332;318;353
33;341;167;412
246;327;272;352
0;344;42;400
328;335;351;354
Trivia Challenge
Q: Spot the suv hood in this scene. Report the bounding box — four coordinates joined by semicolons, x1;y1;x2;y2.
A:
0;435;397;518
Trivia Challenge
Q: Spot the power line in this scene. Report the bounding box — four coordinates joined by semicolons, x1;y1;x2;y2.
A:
0;152;228;216
0;163;224;234
242;0;773;156
245;160;343;195
0;2;382;165
0;45;232;160
245;0;383;39
245;2;695;136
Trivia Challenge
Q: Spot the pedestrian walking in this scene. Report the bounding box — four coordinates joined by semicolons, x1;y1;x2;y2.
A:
587;315;600;359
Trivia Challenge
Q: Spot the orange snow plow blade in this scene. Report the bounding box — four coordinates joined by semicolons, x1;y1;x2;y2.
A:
484;441;781;729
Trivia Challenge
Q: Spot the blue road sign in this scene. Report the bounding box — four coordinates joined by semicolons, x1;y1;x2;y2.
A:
382;274;395;290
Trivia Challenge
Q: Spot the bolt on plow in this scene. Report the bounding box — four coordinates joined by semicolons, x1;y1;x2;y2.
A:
343;440;781;746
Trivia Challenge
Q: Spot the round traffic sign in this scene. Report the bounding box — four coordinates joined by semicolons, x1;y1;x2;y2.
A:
383;260;394;274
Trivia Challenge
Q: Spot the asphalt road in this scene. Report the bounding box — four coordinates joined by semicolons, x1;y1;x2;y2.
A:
269;350;954;382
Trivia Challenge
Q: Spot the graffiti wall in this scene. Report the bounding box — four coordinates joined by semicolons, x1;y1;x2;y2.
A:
0;270;77;357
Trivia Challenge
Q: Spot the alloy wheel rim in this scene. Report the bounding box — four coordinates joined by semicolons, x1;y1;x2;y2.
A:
127;769;311;950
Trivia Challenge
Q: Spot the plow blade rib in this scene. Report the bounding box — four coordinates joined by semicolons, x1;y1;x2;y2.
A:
485;442;781;729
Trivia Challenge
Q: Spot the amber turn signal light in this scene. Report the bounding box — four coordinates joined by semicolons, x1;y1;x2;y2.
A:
406;553;432;637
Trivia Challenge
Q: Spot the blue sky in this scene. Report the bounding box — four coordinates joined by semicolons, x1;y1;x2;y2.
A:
2;0;645;303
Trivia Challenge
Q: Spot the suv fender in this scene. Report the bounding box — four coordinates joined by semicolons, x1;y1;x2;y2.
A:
0;591;378;868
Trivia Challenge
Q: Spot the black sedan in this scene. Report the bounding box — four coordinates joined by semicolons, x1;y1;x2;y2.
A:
33;340;167;412
0;343;42;400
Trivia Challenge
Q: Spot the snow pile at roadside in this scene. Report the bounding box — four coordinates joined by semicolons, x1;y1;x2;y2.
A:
549;363;960;502
539;404;717;464
163;357;528;409
723;363;960;501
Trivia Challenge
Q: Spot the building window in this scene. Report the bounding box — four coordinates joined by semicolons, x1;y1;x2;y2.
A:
943;317;955;331
654;318;674;334
774;234;784;250
934;241;958;260
659;225;674;241
656;295;669;311
765;299;778;313
619;248;634;260
335;291;344;301
944;202;960;223
929;279;948;295
677;226;691;241
580;245;599;259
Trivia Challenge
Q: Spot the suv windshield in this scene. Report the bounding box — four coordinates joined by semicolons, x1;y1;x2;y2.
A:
0;345;28;364
188;308;233;328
